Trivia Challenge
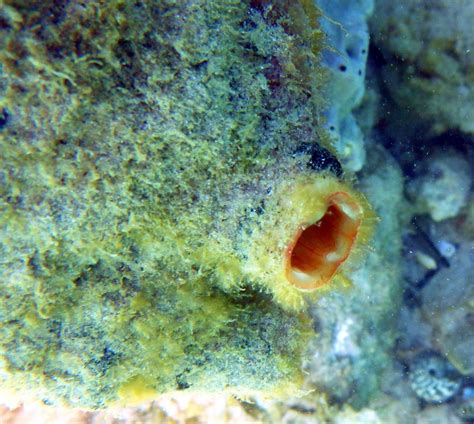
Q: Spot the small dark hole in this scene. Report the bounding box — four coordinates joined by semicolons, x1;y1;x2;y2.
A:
192;60;208;70
0;109;9;129
339;65;347;72
0;17;11;30
346;47;356;58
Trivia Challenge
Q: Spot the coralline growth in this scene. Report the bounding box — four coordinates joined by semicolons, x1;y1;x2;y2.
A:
409;352;461;403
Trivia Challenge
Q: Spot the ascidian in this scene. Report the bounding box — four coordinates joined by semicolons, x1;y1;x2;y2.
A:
0;0;373;408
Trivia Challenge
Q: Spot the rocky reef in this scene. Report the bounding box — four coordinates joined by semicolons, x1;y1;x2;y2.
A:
368;1;474;422
1;0;473;422
371;0;474;135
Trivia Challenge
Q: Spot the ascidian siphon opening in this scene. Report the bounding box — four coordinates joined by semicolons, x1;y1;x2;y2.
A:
285;192;363;290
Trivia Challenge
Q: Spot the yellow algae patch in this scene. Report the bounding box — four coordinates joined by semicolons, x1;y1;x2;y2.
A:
116;376;158;406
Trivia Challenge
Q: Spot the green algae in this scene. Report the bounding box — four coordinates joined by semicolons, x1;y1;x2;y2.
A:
0;0;332;408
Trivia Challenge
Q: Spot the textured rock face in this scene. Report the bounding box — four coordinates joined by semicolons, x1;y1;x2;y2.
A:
371;0;474;135
407;149;472;221
305;144;405;407
420;219;474;376
0;0;378;409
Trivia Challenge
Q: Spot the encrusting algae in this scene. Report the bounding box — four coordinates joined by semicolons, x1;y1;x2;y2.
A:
0;0;374;408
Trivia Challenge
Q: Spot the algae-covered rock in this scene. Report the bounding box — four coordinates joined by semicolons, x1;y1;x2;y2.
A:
371;0;474;135
406;149;472;222
0;0;374;409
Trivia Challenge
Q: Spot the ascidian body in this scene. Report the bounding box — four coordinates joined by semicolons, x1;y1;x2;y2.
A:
0;0;373;408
